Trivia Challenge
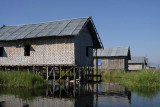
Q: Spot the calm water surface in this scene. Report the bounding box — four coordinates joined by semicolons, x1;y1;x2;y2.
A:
0;82;160;107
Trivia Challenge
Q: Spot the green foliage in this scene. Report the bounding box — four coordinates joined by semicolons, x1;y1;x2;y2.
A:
102;69;160;88
0;71;47;88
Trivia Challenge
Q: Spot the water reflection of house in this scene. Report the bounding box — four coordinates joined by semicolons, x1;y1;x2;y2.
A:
93;46;131;71
128;56;148;71
94;83;131;106
0;94;93;107
0;83;94;107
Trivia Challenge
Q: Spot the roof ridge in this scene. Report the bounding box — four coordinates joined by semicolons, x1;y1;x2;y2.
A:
4;17;91;27
104;46;129;48
131;56;146;57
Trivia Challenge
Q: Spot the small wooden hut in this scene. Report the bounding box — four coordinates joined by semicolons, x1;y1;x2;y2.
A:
93;46;131;71
128;56;148;71
0;17;103;81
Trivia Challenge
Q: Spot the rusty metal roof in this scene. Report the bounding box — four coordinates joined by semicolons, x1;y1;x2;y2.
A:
0;17;103;48
94;46;131;59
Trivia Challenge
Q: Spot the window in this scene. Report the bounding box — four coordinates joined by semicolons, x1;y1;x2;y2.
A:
98;59;101;66
24;45;30;56
86;47;89;56
0;47;4;57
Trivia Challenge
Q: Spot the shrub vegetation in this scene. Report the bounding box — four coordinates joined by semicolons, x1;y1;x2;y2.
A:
102;69;160;88
0;71;47;88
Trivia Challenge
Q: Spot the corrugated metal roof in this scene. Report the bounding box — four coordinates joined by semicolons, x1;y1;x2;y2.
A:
0;17;103;48
128;57;147;64
94;46;131;58
0;17;89;41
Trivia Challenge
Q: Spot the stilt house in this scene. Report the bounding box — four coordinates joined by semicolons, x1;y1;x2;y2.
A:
94;46;131;71
0;17;103;68
128;56;148;71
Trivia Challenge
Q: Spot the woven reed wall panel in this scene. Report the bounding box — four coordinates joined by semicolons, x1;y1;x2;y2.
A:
0;37;74;65
93;57;127;70
74;27;93;66
128;64;143;70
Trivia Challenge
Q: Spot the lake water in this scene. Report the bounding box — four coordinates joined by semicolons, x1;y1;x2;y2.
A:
0;82;160;107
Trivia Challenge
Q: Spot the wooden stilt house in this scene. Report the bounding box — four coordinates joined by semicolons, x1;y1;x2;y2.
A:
0;17;103;66
0;17;103;81
93;46;131;71
128;56;148;71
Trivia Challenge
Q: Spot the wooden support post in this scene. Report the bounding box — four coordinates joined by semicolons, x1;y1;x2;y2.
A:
35;67;37;74
74;67;76;84
89;67;90;81
96;48;98;81
27;67;29;73
53;66;55;82
84;66;86;83
60;66;61;83
92;67;94;82
5;66;7;72
96;84;98;106
87;66;89;82
46;66;48;80
67;66;70;83
68;66;70;81
59;84;61;98
18;66;19;72
79;67;81;85
33;66;35;74
73;67;76;98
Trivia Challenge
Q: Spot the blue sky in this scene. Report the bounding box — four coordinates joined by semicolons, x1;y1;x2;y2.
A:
0;0;160;67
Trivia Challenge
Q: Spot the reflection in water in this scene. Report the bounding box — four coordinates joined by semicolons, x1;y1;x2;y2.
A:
94;83;131;107
128;87;160;98
0;82;95;107
0;82;160;107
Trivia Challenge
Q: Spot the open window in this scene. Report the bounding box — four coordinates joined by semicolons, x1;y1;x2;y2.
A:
86;47;89;56
24;45;30;56
0;47;4;57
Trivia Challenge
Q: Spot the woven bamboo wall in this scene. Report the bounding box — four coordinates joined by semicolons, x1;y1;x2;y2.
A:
94;57;128;70
74;27;93;66
0;37;75;66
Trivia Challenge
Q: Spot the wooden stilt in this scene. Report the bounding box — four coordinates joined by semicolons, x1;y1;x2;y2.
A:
59;66;61;83
87;66;89;82
79;67;81;85
18;66;19;72
73;67;76;84
53;66;55;82
92;67;94;82
33;66;35;74
84;66;86;83
96;48;98;81
5;66;7;71
46;66;48;80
